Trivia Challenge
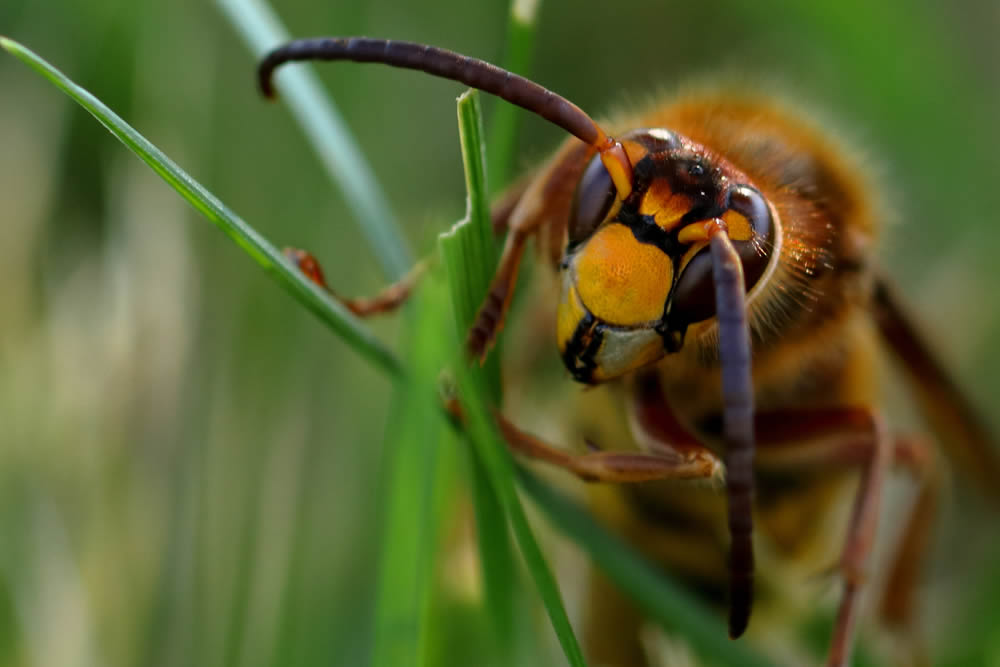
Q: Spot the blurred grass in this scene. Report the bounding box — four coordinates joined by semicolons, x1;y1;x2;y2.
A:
0;36;402;380
485;0;541;194
517;470;772;667
371;280;454;667
215;0;412;280
1;1;999;666
0;30;757;667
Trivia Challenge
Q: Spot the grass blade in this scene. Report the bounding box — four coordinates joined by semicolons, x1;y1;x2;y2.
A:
214;0;413;279
487;0;542;193
443;90;501;398
0;36;402;378
518;470;773;667
440;90;586;667
451;370;586;667
465;448;517;657
372;281;456;667
440;90;516;658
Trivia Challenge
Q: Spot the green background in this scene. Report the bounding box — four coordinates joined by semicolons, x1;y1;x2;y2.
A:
1;0;998;665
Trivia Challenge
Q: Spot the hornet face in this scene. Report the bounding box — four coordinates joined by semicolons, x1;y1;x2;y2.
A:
557;129;779;384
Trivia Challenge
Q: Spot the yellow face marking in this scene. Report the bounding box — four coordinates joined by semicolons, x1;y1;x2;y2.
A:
638;180;693;232
594;140;649;203
600;146;634;200
677;221;712;245
556;282;588;354
575;223;673;326
622;140;648;166
676;209;754;246
722;209;753;241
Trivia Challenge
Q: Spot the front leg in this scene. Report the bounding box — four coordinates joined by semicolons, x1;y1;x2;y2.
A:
460;372;720;483
281;173;534;319
285;247;426;316
493;411;721;483
467;141;593;359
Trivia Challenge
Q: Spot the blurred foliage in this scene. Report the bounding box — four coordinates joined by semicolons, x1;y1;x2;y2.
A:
1;0;999;666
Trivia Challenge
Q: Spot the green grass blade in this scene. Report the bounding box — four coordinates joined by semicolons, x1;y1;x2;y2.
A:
441;90;586;667
487;0;542;194
518;469;773;667
372;281;456;667
214;0;413;280
465;449;517;656
0;36;402;378
452;371;586;667
443;90;501;398
440;91;516;657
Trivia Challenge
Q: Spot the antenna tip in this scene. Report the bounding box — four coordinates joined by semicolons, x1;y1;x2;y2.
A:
256;53;280;100
728;609;749;639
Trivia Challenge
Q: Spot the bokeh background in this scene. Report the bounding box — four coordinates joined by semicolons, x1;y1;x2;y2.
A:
2;0;999;665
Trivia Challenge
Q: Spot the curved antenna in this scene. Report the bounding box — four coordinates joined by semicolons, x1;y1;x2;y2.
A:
709;224;756;638
257;37;633;196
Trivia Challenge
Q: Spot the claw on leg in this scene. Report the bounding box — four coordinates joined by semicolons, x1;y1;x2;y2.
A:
284;247;425;317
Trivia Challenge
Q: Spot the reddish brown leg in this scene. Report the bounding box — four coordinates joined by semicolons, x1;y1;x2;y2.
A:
442;392;720;484
284;247;425;316
873;275;1000;505
625;372;713;462
753;407;937;666
827;416;891;667
493;411;720;483
467;230;529;359
878;437;938;631
497;391;936;663
282;174;530;320
467;141;593;359
489;170;534;235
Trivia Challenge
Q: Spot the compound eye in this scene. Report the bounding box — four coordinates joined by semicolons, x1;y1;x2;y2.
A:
727;184;775;288
669;247;715;326
568;154;615;248
668;184;776;328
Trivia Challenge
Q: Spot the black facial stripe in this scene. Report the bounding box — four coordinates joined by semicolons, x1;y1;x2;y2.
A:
632;154;662;188
617;209;679;255
632;152;725;201
580;325;605;377
654;320;686;353
681;201;725;224
562;312;604;384
561;311;590;370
